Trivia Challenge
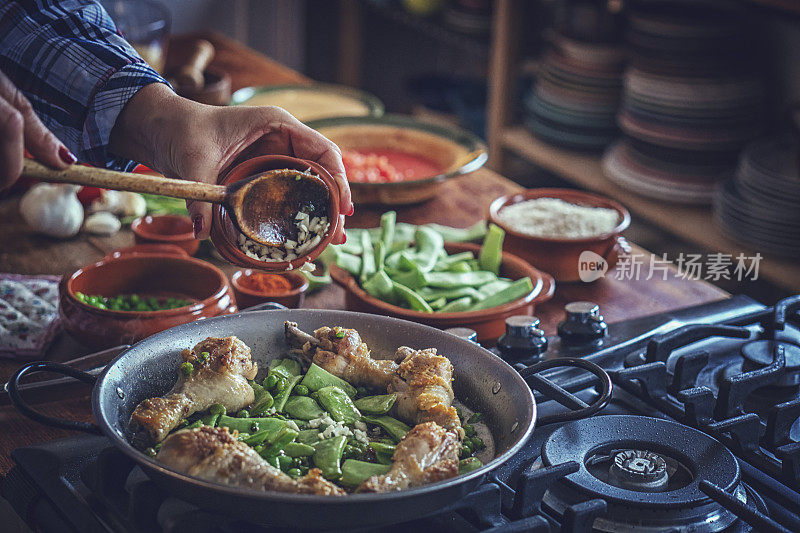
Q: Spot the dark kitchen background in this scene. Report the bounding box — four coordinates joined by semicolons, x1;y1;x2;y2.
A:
157;0;800;303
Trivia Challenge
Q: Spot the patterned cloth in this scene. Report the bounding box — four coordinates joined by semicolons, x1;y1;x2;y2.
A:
0;0;170;170
0;274;62;359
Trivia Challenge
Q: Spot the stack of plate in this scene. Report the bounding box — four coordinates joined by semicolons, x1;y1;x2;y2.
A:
715;137;800;257
523;33;625;151
602;1;764;204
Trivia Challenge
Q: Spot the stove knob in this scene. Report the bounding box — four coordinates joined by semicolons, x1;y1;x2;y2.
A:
557;301;607;346
497;316;548;362
444;327;478;343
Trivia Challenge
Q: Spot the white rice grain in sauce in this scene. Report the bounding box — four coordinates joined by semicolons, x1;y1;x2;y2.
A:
498;198;619;239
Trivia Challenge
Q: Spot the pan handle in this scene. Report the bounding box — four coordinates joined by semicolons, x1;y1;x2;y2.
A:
519;357;612;426
7;361;102;435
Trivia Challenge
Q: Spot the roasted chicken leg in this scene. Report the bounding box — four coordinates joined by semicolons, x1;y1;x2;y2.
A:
157;426;345;496
285;322;398;389
389;347;462;437
358;421;459;492
130;336;258;446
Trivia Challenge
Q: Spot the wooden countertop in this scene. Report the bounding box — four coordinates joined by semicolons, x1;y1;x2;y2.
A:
0;31;728;474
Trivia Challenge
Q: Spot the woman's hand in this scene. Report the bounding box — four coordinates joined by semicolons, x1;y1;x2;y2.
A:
110;84;352;244
0;70;76;189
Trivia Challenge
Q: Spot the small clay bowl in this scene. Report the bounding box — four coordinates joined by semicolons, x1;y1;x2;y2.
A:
131;214;199;256
231;270;309;309
210;155;340;271
59;244;237;349
489;188;631;282
330;242;554;342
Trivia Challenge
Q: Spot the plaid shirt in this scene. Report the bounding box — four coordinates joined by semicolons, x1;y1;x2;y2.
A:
0;0;169;170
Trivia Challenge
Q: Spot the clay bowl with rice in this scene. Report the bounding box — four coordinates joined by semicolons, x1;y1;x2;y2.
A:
210;155;340;271
306;115;487;205
489;188;630;282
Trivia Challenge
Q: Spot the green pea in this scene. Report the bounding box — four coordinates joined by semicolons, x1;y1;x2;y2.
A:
463;424;476;437
467;412;483;424
264;374;278;390
180;362;194;377
287;468;302;478
275;378;288;393
460;443;472;457
144;447;157;458
277;455;293;471
470;436;484;449
455;406;464;420
294;384;309;396
356;386;368;398
237;409;250;418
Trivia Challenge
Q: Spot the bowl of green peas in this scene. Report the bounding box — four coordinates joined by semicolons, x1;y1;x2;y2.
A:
59;244;237;349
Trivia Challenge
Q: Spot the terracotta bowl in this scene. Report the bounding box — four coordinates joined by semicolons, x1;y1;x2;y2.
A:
306;115;487;205
210;155;341;271
131;214;199;256
330;242;554;342
489;188;631;283
59;244;237;349
231;270;309;309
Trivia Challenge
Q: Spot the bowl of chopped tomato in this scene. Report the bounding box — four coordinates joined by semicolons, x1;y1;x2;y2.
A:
307;115;487;205
231;270;309;309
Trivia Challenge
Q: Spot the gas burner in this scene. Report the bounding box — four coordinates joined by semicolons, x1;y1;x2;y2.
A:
741;340;800;387
539;415;768;532
608;449;669;492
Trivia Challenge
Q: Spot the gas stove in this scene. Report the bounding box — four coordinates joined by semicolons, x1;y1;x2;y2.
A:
3;295;800;532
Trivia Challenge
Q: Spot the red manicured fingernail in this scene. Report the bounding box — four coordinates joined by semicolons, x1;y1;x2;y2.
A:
192;215;203;238
346;205;354;216
342;233;347;244
59;146;77;164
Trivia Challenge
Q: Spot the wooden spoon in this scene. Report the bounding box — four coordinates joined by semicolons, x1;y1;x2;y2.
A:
21;159;330;247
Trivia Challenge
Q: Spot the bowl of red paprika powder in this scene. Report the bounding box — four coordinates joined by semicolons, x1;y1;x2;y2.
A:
230;270;309;309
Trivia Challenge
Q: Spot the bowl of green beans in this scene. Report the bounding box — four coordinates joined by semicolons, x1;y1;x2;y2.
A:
329;213;555;342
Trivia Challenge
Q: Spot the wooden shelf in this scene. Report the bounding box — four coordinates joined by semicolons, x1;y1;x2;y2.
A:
501;126;800;292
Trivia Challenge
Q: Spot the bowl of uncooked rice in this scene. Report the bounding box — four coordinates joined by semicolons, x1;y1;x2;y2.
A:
489;188;630;282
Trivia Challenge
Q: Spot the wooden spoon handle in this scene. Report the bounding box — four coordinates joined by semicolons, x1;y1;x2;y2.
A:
22;159;228;204
173;39;215;89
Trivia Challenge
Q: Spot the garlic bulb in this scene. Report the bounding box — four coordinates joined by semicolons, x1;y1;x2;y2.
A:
119;191;147;217
84;211;121;236
89;190;146;217
20;184;84;238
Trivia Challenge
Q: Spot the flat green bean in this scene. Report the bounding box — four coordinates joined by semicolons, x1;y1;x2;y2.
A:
316;386;361;423
380;210;396;252
353;393;397;415
340;459;391;486
439;296;473;313
362;415;411;442
335;252;362;275
283;395;326;420
424;271;496;288
283;442;315;457
312;435;347;479
363;270;395;301
301;363;357;398
413;226;444;272
359;230;376;284
392;281;433;312
273;375;302;413
423;220;487;242
418;286;484;302
478;223;504;275
466;277;533;311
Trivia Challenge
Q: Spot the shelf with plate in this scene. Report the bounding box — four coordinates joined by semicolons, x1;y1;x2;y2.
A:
500;126;800;292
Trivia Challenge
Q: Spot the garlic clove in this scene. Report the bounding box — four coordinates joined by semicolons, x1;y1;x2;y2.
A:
84;211;121;236
20;183;84;238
